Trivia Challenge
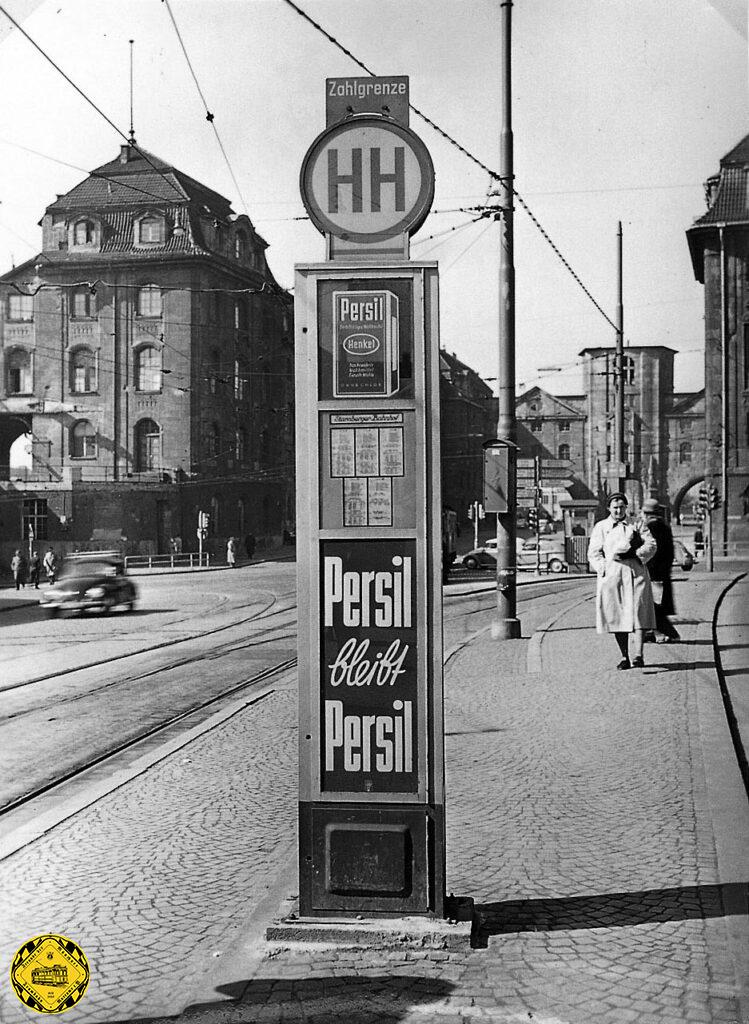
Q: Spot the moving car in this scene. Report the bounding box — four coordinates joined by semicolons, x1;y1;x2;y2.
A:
39;553;138;617
461;537;568;573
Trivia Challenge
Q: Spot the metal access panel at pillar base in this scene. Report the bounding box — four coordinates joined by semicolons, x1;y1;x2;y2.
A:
299;803;444;915
295;262;445;919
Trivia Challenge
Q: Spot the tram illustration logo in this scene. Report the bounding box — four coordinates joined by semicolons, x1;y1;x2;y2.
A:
11;935;90;1014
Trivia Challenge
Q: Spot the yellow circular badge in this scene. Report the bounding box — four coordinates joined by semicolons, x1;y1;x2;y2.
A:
11;935;90;1014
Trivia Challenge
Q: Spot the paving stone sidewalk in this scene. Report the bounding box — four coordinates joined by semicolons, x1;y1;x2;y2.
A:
160;572;749;1024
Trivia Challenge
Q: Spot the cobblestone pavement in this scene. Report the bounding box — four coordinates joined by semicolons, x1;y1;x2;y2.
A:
2;573;748;1024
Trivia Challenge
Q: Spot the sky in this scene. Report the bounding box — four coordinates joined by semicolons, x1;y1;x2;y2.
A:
0;0;746;397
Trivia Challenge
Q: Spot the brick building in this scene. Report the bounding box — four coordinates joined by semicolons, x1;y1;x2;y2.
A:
687;131;749;546
0;143;294;561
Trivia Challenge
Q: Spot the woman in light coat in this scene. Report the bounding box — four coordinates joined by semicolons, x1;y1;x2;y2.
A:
587;492;656;669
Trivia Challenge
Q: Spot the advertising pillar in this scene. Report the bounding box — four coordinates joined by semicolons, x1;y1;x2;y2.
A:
295;77;445;917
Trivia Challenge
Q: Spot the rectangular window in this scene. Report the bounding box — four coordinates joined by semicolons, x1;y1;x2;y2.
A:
559;420;570;432
234;360;245;400
530;419;542;432
8;294;33;321
744;323;749;391
72;289;93;318
22;498;48;541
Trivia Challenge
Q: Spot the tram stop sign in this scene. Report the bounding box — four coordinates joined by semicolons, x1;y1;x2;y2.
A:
299;115;434;247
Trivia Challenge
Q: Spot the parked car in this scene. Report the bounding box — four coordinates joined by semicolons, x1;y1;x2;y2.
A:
673;539;694;571
461;537;568;573
39;553;138;617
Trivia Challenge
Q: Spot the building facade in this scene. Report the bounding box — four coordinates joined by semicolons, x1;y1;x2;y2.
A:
0;144;294;561
687;132;749;546
515;346;703;520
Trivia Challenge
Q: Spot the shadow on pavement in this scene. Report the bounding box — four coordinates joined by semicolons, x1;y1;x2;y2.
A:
129;975;456;1024
472;881;749;947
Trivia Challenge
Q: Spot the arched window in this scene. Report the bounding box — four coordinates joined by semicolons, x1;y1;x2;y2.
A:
71;287;95;318
70;347;97;393
210;495;220;534
237;498;245;537
6;348;32;394
134;418;161;472
135;346;161;392
73;219;96;246
70;419;97;458
679;442;692;464
137;215;165;244
558;443;570;461
137;284;162;317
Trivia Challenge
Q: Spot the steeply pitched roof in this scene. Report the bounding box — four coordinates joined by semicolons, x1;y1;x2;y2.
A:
515;385;584;418
47;146;234;218
687;133;749;280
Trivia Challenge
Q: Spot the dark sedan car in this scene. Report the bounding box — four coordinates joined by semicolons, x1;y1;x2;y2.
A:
39;554;138;617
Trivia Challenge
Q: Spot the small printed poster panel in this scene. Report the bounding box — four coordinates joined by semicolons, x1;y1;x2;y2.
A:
367;478;393;526
330;429;356;478
355;429;381;476
343;478;368;526
320;540;418;794
317;279;413;401
379;428;404;476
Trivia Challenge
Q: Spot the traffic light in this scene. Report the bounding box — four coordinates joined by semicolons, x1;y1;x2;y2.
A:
528;507;538;531
697;488;709;518
708;485;720;510
467;504;475;521
198;511;211;530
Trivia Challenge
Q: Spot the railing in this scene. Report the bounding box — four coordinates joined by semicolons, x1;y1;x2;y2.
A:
124;553;211;570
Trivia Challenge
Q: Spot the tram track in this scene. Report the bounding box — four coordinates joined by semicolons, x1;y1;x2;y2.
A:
0;588;297;696
0;654;298;820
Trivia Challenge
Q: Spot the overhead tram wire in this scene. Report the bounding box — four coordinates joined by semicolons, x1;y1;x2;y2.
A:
162;0;250;218
0;6;205;214
280;0;618;334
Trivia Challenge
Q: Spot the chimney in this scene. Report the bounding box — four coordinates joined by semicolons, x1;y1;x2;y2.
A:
704;173;720;209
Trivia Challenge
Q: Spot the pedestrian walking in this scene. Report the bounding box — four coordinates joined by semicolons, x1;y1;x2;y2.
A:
43;547;58;585
10;550;26;590
245;533;256;560
226;536;237;568
29;550;41;589
693;525;704;560
587;492;657;670
640;498;680;643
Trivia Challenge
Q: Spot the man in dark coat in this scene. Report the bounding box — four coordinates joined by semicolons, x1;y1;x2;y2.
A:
641;498;680;642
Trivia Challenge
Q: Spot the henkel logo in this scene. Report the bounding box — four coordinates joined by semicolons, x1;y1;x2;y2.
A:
343;333;380;356
320;541;418;794
300;116;434;244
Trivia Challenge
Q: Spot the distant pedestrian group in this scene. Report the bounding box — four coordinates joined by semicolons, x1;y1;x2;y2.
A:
10;547;57;589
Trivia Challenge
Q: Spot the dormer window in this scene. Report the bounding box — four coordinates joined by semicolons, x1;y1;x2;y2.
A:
234;231;247;260
70;217;99;250
135;214;166;246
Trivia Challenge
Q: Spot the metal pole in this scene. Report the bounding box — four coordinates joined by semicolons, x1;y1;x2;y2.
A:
719;226;729;556
614;222;625;490
494;0;521;638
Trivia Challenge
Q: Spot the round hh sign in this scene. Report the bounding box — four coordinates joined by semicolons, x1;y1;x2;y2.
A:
300;115;434;244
